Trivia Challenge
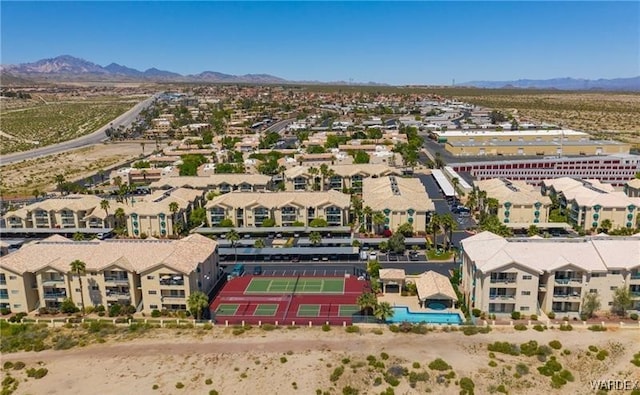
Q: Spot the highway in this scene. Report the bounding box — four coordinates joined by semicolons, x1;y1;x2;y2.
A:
0;94;159;166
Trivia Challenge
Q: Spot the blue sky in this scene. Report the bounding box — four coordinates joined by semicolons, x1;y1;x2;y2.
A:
1;1;638;85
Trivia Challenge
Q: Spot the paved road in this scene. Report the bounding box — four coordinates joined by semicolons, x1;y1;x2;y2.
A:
0;94;160;166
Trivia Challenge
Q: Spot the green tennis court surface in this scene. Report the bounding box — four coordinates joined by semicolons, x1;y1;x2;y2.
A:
338;305;360;317
297;305;321;317
215;304;239;315
245;278;345;294
253;304;278;316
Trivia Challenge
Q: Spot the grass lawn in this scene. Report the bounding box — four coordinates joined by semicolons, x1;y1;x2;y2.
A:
427;249;453;261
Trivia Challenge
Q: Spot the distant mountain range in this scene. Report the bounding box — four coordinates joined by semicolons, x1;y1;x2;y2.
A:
1;55;638;90
461;77;640;91
1;55;289;84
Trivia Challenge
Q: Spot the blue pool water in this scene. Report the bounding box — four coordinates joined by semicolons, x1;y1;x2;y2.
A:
388;306;462;324
427;302;447;310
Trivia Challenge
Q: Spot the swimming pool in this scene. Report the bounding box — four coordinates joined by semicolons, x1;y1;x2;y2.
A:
388;306;462;324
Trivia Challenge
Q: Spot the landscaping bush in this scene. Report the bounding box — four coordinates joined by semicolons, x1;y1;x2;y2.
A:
151;309;161;318
459;377;475;395
549;340;562;350
12;362;25;370
261;323;276;331
588;325;606;332
630;313;639;321
514;323;527;331
345;325;360;333
330;366;345;382
25;367;48;379
547;312;556;319
388;324;399;333
530;314;538;321
60;298;79;314
511;312;521;320
488;341;520;356
533;324;545;332
596;350;609;361
428;358;451;371
520;340;539;357
472;309;482;317
558;324;573;331
0;308;11;315
8;312;27;323
321;324;331;332
108;304;122;317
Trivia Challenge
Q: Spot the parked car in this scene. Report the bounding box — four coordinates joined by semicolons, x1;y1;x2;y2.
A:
253;266;263;275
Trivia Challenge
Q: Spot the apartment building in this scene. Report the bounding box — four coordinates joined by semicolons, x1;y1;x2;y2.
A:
625;179;640;198
450;154;640;187
2;188;205;238
433;129;630;157
474;178;552;224
460;231;640;316
362;176;435;233
283;164;400;193
541;177;640;230
205;190;350;227
149;174;271;194
0;234;219;314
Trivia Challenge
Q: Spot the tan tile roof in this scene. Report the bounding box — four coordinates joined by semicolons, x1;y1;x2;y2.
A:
284;164;399;179
475;179;551;206
205;190;351;209
149;174;271;189
379;268;406;280
0;234;216;275
415;271;457;301
626;179;640;189
363;176;434;212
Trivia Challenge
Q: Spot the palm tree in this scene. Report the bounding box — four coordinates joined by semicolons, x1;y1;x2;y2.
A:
363;206;373;233
114;208;126;235
599;219;613;234
486;198;500;216
309;231;322;246
70;259;87;315
372;211;387;235
100;199;110;226
187;291;209;320
254;238;266;248
32;189;41;200
226;229;240;262
374;301;394;322
440;213;456;250
451;177;460;198
169;202;180;235
308;167;320;191
319;164;330;191
527;225;540;237
113;176;123;189
429;214;442;249
357;292;378;318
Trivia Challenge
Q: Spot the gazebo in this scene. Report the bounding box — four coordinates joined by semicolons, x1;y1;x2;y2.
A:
414;271;457;309
378;268;406;294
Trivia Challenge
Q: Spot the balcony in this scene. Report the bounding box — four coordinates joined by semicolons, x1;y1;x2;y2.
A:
105;291;131;300
43;292;67;300
159;276;184;287
104;277;129;284
630;274;640;281
554;277;582;285
42;278;65;286
0;294;9;300
489;278;517;284
160;293;186;301
489;294;516;301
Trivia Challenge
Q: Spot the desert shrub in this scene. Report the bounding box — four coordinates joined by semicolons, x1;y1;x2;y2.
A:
373;377;383;386
412;362;420;369
3;361;14;369
345;325;360;333
342;385;358;395
53;334;78;350
488;360;498;367
372;328;384;335
630;313;639;321
511;312;521;320
209;391;219;395
205;378;212;385
175;382;184;389
558;324;573;331
150;309;161;318
280;357;288;363
520;340;538;357
232;328;245;336
261;323;276;331
547;312;555;319
588;325;606;332
514;323;527;331
384;374;400;387
152;384;159;390
549;340;562;350
588;345;598;352
330;366;345;382
533;324;545;332
515;363;529;375
408;371;429;387
380;387;395;395
631;352;640;367
322;324;331;332
25;367;48;379
596;350;609;361
488;341;520;356
388;324;399;333
428;358;451;371
459;377;475;394
537;358;562;377
12;362;25;370
380;352;389;360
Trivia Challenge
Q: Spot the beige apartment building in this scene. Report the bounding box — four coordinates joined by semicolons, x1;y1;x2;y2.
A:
460;231;640;317
625;179;640;198
0;234;219;314
283;164;400;193
149;174;271;194
474;178;551;225
205;190;351;227
362;176;434;233
433;129;630;157
2;188;205;238
541;177;640;230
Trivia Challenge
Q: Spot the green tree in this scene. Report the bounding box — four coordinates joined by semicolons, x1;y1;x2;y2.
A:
32;188;41;200
261;217;276;227
363;206;373;233
611;287;633;316
219;218;234;227
169;202;180;234
439;213;457;250
527;225;540;237
187;291;209;320
351;150;370;164
309;231;322;246
367;259;381;278
598;219;613;234
309;218;328;228
378;240;389;253
374;301;394;322
372;211;387;235
357;293;378;317
226;229;240;262
114;208;126;235
100;199;111;227
388;232;406;254
55;174;66;192
396;222;414;237
582;292;601;318
73;232;85;241
428;214;442;249
189;207;207;228
70;259;87;315
254;238;266;248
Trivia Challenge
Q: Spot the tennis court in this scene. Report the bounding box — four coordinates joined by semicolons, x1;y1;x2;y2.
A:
210;275;368;326
245;277;345;294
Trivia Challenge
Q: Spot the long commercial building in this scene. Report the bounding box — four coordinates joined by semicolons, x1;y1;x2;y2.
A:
0;234;219;314
460;231;640;317
450;154;640;187
434;129;629;157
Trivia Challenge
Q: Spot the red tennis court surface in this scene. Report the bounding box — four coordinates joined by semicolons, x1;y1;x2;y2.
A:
210;275;369;326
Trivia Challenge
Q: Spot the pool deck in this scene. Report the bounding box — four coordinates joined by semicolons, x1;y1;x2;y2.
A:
377;292;462;316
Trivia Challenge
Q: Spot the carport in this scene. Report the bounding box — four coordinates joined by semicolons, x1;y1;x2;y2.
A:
379;268;406;294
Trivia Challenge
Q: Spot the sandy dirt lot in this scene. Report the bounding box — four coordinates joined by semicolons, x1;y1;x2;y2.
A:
0;142;146;197
1;326;638;395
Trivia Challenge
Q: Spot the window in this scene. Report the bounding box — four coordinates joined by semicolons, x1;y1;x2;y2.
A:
608;302;613;306
609;270;620;275
9;276;16;280
253;207;269;226
91;285;99;291
11;290;19;294
75;288;80;292
147;275;154;280
522;275;532;280
589;289;597;293
209;207;225;226
519;306;530;311
591;273;604;277
91;272;97;276
521;291;531;296
13;304;21;309
610;286;618;291
148;290;157;295
150;305;158;309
